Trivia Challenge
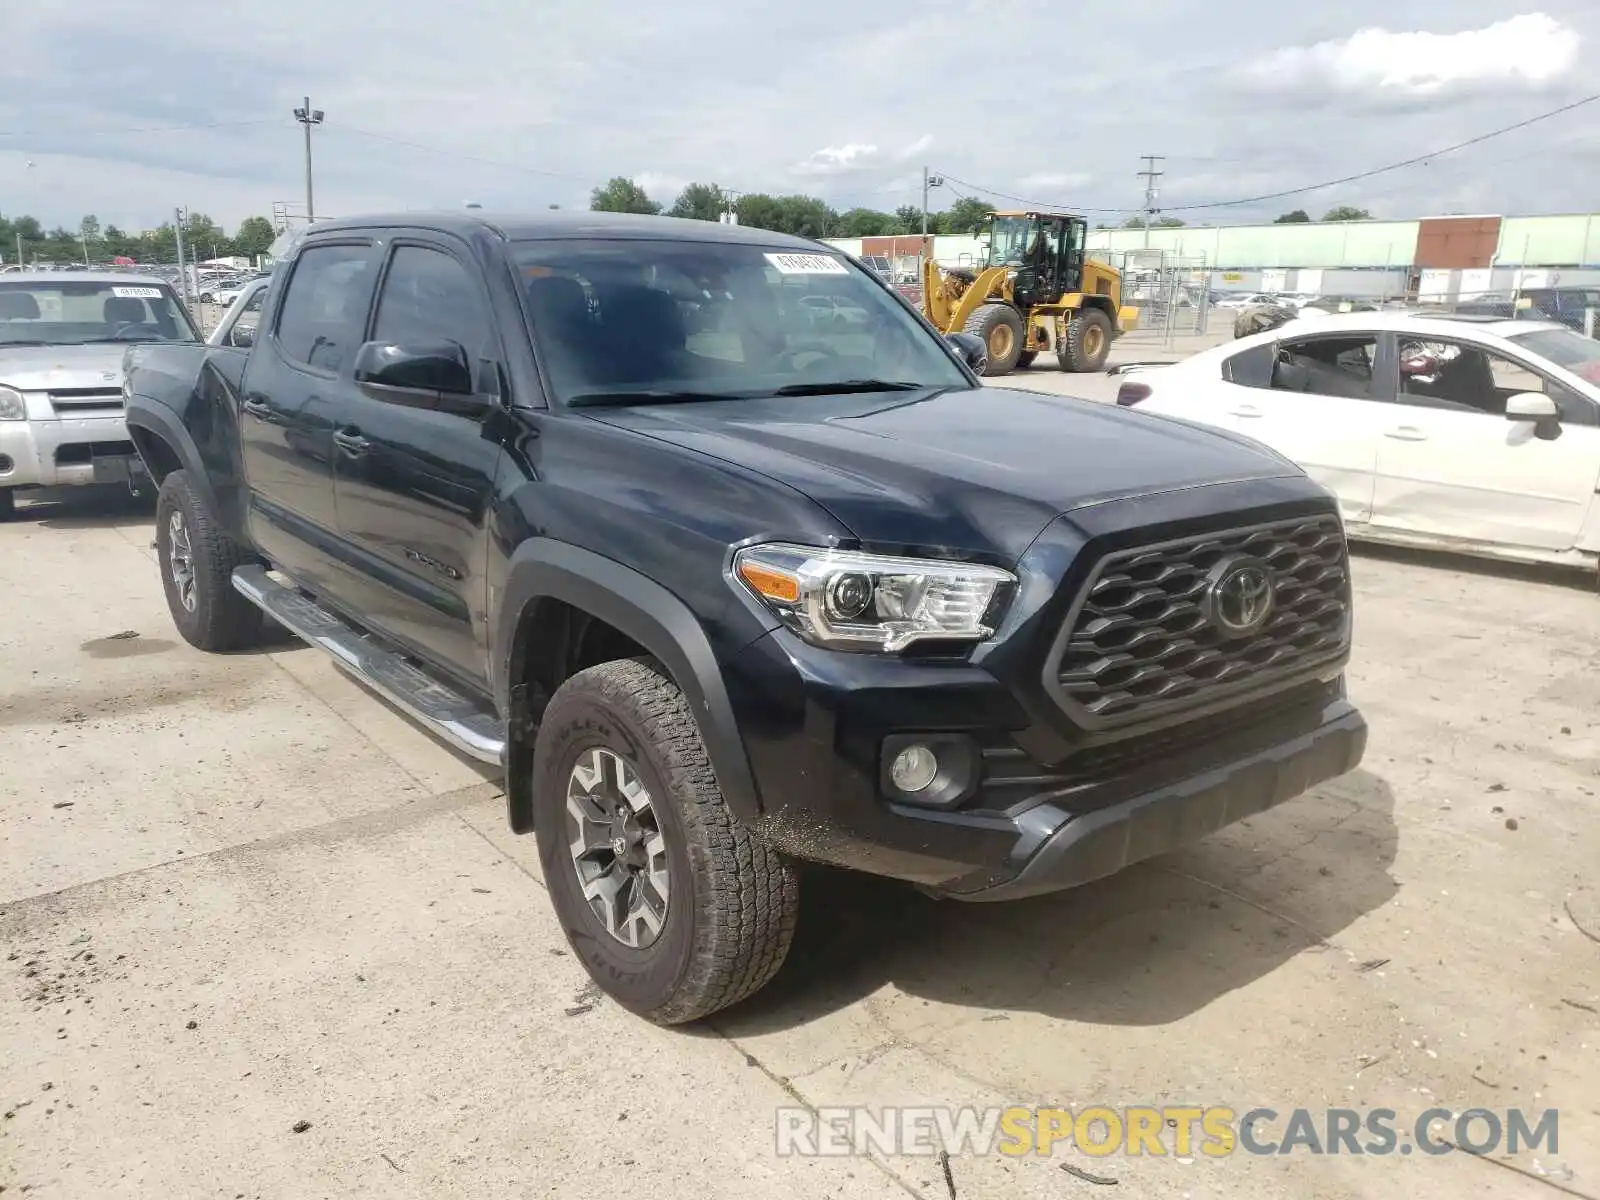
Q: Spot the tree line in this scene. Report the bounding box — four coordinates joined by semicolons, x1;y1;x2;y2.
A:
0;212;280;266
589;177;1377;236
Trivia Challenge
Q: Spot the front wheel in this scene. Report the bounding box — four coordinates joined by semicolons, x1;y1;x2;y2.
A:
1059;308;1113;372
532;657;800;1025
962;303;1025;375
155;470;263;652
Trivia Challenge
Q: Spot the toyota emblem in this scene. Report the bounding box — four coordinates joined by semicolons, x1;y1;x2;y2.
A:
1204;557;1275;638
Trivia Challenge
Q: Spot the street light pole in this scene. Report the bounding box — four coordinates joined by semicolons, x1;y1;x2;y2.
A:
293;98;326;222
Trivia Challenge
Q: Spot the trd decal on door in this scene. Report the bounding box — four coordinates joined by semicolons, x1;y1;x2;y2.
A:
404;547;464;580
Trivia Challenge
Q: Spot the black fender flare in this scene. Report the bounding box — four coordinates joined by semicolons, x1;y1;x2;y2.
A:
125;400;221;518
496;539;762;832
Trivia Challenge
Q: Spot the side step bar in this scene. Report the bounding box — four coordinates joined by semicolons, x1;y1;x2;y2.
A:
231;566;506;766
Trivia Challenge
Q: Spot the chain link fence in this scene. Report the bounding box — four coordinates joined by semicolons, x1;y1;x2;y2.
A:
1093;249;1212;349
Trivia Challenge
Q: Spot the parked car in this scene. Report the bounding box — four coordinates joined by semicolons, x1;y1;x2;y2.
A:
124;211;1366;1023
0;271;200;518
1116;310;1600;568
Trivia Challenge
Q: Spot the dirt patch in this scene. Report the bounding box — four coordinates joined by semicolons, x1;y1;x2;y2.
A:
0;666;267;728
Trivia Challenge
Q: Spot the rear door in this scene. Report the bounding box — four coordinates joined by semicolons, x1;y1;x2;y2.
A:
1206;332;1386;524
1369;334;1600;552
237;238;378;591
329;236;506;689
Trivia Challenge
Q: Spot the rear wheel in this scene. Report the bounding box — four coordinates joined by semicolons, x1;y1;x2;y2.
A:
532;658;800;1024
962;303;1024;375
155;470;263;652
0;488;14;521
1059;307;1113;372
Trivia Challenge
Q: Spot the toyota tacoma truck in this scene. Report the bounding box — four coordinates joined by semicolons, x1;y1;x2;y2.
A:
124;212;1366;1025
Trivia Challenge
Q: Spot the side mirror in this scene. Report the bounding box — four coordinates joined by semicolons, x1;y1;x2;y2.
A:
353;339;474;396
1505;391;1558;421
229;322;255;349
945;331;988;376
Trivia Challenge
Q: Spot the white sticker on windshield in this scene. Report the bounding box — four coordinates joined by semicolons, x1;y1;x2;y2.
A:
112;286;162;298
763;253;848;276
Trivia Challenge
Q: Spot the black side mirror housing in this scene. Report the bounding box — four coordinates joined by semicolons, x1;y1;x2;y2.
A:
353;339;475;396
228;322;255;349
944;331;988;376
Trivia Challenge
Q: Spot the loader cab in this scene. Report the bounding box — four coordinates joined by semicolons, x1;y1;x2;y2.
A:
980;211;1087;308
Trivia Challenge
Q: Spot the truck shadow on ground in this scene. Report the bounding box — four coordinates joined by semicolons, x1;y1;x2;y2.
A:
721;769;1397;1032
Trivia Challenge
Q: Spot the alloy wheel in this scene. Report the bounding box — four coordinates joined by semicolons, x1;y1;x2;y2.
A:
565;747;671;948
168;511;197;613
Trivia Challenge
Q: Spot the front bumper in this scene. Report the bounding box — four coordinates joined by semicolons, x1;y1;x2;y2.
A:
730;626;1365;901
0;414;143;490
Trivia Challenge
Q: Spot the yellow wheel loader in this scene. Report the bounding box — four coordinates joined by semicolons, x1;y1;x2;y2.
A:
921;211;1139;376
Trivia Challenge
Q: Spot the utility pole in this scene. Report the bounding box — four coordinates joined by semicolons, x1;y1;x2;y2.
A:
293;98;326;222
1137;155;1165;249
15;232;22;268
719;187;740;225
920;167;944;236
173;207;191;306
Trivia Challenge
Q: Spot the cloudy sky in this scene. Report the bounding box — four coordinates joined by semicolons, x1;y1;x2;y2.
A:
2;1;1597;235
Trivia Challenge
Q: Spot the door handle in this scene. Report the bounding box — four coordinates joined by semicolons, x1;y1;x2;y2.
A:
241;398;271;419
1226;404;1263;418
332;428;370;456
1384;426;1428;441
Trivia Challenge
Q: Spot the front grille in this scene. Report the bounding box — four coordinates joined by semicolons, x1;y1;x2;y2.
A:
48;388;124;413
1047;515;1350;727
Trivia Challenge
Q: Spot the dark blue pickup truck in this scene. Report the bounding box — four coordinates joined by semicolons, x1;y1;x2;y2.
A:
123;211;1365;1024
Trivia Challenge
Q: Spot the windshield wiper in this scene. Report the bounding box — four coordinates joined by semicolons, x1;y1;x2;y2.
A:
77;334;173;344
568;389;746;407
770;379;926;396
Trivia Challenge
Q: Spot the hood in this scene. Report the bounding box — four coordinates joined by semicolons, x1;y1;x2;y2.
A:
585;386;1301;559
0;344;134;392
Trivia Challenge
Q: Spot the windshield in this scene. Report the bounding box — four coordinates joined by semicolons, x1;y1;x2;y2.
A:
0;279;197;346
986;217;1035;267
1506;327;1600;385
513;240;968;405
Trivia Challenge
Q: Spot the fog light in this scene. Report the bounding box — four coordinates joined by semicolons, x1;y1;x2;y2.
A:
890;743;939;793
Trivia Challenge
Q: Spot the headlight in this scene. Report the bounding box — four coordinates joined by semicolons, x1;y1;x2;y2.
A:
0;385;25;421
733;542;1015;653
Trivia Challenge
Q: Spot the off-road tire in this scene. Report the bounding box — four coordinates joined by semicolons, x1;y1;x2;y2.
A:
1016;350;1038;369
1059;307;1113;372
0;488;14;521
532;657;800;1025
962;303;1025;375
155;469;263;652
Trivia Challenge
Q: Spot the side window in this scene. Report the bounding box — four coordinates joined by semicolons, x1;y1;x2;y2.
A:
274;245;373;372
1270;336;1378;399
1222;341;1275;388
372;246;490;361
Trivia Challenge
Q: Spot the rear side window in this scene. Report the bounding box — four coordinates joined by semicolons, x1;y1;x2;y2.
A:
274;244;374;372
1222;342;1275;388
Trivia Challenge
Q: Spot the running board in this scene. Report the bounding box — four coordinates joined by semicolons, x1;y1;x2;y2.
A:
231;566;506;765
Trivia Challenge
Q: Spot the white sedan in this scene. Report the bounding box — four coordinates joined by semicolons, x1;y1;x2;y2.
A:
1116;311;1600;569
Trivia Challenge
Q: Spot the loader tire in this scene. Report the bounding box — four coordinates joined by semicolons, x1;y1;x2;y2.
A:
963;304;1024;375
1059;308;1113;373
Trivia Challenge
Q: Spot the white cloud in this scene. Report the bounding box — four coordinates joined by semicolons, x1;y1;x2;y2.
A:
1245;12;1580;94
632;171;687;201
791;143;880;176
896;134;934;160
1015;171;1094;192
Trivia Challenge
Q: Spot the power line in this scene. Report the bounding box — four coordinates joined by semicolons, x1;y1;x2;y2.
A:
333;125;593;185
1169;91;1600;211
936;91;1600;217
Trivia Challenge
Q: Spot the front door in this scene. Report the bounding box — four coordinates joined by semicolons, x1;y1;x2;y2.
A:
330;238;505;690
1369;334;1600;552
237;239;379;593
